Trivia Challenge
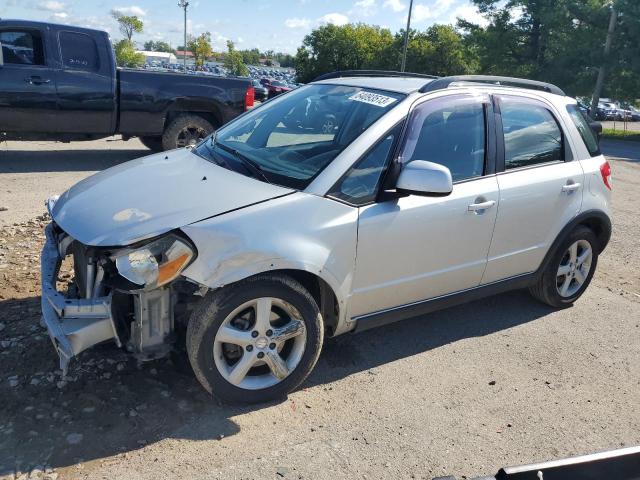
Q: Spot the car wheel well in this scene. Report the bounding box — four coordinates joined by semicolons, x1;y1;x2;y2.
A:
243;270;340;337
164;110;221;133
577;216;610;252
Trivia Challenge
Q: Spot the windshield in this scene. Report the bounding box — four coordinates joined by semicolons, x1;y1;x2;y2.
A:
271;81;287;87
194;84;404;189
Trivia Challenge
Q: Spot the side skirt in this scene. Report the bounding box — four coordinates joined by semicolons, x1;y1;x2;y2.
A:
352;273;537;333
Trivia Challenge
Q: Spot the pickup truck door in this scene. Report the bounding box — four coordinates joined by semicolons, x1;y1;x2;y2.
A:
53;29;116;135
0;28;58;134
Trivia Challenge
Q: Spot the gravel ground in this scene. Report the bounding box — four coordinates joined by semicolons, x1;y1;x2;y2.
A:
0;139;639;480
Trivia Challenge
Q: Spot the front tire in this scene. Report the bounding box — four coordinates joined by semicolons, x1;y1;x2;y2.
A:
529;226;598;308
186;274;324;404
162;114;214;151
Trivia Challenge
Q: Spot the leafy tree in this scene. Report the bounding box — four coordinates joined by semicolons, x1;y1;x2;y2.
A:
295;23;395;82
187;32;213;67
224;40;249;76
111;10;143;42
114;39;145;67
143;40;175;53
239;48;261;65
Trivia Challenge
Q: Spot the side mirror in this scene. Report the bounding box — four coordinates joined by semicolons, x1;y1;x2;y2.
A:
0;41;4;67
396;160;453;197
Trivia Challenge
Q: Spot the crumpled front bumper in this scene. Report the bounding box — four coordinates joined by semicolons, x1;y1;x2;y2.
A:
40;223;120;373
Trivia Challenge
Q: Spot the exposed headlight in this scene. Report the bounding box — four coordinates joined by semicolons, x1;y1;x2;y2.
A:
115;234;195;290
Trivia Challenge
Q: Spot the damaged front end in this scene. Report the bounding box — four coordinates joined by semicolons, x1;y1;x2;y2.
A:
40;219;201;374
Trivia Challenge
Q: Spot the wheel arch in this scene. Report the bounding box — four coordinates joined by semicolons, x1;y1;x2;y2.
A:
163;99;224;132
536;209;611;279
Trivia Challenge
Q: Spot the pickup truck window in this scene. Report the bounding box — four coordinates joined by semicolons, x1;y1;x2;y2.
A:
0;30;44;65
59;31;99;71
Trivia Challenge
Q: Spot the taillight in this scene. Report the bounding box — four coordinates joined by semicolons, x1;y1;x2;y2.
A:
600;160;612;190
245;86;255;110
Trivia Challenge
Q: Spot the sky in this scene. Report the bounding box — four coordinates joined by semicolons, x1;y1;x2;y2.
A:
0;0;488;54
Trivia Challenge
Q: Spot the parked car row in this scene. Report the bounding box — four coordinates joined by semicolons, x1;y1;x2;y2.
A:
579;98;640;121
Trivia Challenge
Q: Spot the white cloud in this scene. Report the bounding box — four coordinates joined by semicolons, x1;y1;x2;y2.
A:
112;6;147;17
353;0;377;16
52;11;68;19
284;17;311;29
39;1;65;12
383;0;406;13
412;4;432;22
445;4;489;27
318;13;349;26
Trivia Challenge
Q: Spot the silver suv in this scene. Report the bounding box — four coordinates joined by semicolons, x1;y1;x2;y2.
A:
41;73;612;404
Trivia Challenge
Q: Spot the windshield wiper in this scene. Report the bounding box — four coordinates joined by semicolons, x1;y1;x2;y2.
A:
214;141;272;184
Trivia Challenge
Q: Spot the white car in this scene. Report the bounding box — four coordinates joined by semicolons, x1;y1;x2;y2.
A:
41;73;612;404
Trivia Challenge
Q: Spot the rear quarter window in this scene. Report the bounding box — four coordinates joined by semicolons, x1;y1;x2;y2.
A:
566;104;600;157
59;31;100;72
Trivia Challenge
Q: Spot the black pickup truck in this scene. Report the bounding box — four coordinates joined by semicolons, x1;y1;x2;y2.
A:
0;19;254;150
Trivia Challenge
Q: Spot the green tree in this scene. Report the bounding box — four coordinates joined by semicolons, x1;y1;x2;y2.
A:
458;0;640;99
224;40;249;76
111;10;143;42
239;48;261;65
187;32;213;67
143;40;175;53
294;23;395;82
114;39;145;67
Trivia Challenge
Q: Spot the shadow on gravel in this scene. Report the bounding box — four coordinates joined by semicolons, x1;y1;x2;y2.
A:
0;148;148;174
0;289;554;476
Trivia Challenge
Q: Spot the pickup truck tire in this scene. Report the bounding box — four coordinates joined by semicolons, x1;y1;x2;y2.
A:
186;274;324;404
529;226;598;308
162;114;214;151
138;136;163;152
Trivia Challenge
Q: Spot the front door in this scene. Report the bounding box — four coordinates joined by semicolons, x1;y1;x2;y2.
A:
0;28;58;134
349;93;500;318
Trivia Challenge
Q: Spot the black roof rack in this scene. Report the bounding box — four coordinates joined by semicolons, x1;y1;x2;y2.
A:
419;75;565;96
313;70;439;82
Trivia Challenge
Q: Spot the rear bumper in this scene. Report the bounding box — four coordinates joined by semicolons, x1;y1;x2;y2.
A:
40;223;119;373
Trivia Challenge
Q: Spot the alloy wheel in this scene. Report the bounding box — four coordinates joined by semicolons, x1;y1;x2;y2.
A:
176;125;208;148
556;239;593;297
213;297;307;390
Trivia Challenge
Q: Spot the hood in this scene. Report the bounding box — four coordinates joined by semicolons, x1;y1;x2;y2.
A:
51;148;294;246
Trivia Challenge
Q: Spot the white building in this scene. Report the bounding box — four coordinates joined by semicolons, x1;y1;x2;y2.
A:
136;51;177;65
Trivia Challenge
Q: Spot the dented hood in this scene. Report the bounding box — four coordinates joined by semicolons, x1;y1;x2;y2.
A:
51;148;294;246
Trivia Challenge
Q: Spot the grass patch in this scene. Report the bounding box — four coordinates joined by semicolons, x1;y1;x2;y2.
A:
601;128;640;142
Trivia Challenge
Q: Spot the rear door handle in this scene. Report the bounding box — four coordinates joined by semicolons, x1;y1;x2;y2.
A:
468;200;496;212
25;76;51;85
561;182;581;192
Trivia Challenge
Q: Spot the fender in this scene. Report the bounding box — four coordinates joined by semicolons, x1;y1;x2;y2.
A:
534;209;611;280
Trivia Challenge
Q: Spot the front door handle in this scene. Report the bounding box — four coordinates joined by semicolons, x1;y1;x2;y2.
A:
25;76;51;85
468;200;496;212
561;182;581;193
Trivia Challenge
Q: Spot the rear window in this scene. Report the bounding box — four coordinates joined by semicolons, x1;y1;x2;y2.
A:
566;104;600;157
59;31;100;72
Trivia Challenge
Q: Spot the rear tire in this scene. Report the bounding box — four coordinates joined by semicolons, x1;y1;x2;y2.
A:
529;226;598;308
162;114;215;151
138;136;163;151
186;274;324;404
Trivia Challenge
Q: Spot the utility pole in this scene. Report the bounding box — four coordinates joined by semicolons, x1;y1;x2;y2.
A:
400;0;414;72
178;0;189;70
590;2;618;115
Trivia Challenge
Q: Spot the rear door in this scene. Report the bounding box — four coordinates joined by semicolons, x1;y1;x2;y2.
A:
482;94;584;284
53;30;116;135
0;27;58;133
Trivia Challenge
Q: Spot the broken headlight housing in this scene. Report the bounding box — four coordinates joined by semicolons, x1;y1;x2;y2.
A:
115;234;195;290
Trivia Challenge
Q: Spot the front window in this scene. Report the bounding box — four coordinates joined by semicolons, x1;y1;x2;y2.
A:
194;84;404;189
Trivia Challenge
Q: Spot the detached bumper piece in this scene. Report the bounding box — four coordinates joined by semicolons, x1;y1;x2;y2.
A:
40;224;120;373
434;445;640;480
